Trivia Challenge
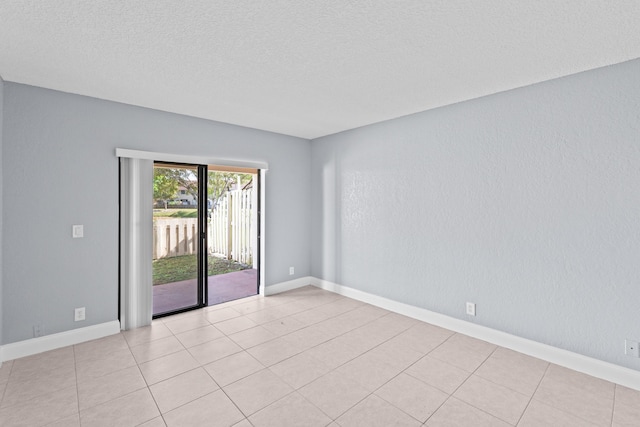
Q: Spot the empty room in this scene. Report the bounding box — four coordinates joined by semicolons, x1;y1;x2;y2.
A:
0;1;639;426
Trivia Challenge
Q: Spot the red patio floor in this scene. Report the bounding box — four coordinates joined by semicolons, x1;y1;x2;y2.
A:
153;269;258;316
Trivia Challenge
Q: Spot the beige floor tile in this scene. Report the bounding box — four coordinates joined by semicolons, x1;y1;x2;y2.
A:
163;312;210;334
290;304;339;326
130;335;185;364
1;365;76;408
80;388;159;427
175;324;225;348
615;384;640;406
405;355;471;394
299;370;370;419
269;351;332;389
304;336;364;369
367;312;418;336
474;347;548;396
520;399;600;426
545;364;615;399
77;365;146;410
246;336;303;366
281;324;334;351
334;351;404;392
74;334;129;362
228;325;279;349
0;385;77;427
187;336;243;365
429;333;496;372
138;417;167;427
454;374;530;425
246;301;304;322
44;413;80;427
613;401;640;427
261;315;307;336
386;322;454;355
375;373;448;422
342;303;389;323
315;315;362;338
248;392;331;427
122;323;173;347
139;350;200;385
333;327;388;355
204;351;265;387
613;385;640;427
150;367;219;413
9;347;75;382
368;338;424;370
75;348;137;381
0;360;14;384
204;307;242;324
224;369;294;416
337;394;422;427
0;382;7;403
425;397;511;427
231;299;276;316
2;287;636;427
535;365;614;425
350;316;405;341
215;316;259;335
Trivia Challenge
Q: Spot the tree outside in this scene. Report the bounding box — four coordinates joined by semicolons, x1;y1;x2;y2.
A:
153;168;179;209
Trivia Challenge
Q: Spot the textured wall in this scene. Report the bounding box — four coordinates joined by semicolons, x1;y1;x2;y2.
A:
311;59;640;370
2;83;311;344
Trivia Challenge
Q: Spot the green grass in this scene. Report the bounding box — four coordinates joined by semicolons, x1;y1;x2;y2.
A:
153;255;249;285
153;209;197;218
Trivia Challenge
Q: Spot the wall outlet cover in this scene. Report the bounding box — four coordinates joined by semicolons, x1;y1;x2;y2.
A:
625;339;640;358
72;225;84;238
466;302;476;316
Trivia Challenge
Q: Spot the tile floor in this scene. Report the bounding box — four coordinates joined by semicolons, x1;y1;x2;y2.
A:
0;286;638;426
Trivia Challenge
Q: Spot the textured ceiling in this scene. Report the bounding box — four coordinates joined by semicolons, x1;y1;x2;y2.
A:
1;1;639;139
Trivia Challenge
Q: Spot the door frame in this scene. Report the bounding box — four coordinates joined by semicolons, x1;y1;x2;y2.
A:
116;148;268;321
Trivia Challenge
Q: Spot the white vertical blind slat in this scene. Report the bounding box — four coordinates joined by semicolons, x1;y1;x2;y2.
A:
119;157;153;330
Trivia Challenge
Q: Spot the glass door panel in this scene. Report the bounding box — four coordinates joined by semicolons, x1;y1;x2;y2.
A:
152;163;203;317
206;167;259;305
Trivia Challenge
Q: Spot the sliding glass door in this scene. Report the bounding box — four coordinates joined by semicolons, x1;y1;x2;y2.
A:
152;163;207;317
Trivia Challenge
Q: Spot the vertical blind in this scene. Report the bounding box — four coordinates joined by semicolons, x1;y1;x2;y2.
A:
119;157;153;330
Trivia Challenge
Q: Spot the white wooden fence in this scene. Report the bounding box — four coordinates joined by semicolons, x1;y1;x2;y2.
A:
208;189;255;265
153;188;255;266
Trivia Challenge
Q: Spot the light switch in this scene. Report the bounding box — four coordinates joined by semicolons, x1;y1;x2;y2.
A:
72;225;84;238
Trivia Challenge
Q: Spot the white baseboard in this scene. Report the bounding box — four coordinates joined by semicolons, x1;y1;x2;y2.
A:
311;277;640;391
1;320;121;362
263;276;313;296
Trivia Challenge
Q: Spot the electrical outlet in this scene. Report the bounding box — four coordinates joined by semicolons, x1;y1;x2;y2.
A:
466;302;476;316
72;225;84;238
75;307;86;322
33;322;43;338
289;267;295;275
625;339;640;358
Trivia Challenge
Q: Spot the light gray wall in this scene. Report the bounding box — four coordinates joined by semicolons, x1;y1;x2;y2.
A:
311;58;640;369
2;83;311;344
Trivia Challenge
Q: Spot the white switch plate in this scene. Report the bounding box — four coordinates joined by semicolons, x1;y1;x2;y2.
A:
466;302;476;316
74;307;86;322
289;267;295;275
72;225;84;238
625;339;640;357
